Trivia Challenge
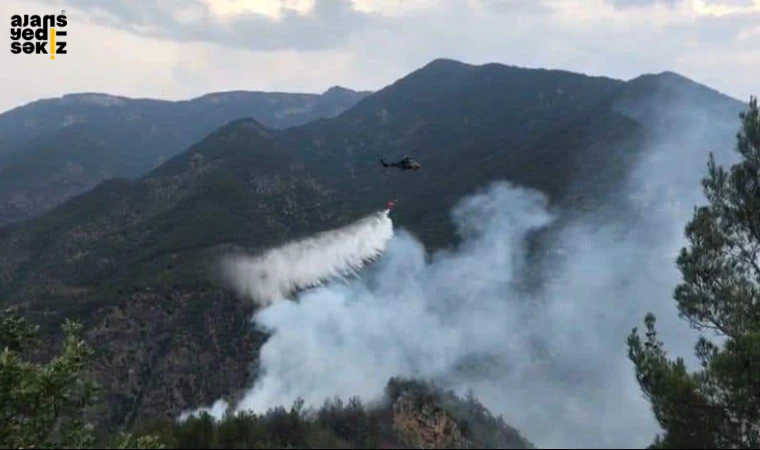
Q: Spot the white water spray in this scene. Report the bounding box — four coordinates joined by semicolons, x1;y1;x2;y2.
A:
222;210;394;306
181;209;395;421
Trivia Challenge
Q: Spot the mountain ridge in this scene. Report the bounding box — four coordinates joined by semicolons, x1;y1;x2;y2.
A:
0;85;371;115
0;86;371;226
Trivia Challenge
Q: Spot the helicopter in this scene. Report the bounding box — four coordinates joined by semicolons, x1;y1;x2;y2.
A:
380;155;422;171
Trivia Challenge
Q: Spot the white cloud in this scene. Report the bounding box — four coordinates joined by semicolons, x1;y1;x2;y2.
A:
0;0;182;107
351;0;444;15
692;0;760;17
0;0;757;113
203;0;316;18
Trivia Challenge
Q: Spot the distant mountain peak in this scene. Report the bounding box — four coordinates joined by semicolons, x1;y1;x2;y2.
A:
323;86;355;95
212;117;278;143
657;70;687;79
218;116;267;132
59;93;129;107
193;90;266;104
629;70;693;85
417;58;529;74
624;70;740;104
422;58;472;69
411;57;622;84
321;86;373;100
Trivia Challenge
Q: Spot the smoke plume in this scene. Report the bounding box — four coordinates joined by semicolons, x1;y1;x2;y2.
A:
187;88;746;448
222;175;703;448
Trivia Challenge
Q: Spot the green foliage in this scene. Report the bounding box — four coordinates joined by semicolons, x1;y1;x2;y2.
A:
0;310;535;449
0;313;164;449
0;312;532;449
1;315;98;448
628;96;760;448
140;378;534;449
161;402;354;449
0;315;39;352
108;432;166;449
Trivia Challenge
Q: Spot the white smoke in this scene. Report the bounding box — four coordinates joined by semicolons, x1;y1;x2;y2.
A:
180;209;395;421
233;182;554;416
221;210;394;306
178;398;230;423
216;176;698;449
185;91;746;448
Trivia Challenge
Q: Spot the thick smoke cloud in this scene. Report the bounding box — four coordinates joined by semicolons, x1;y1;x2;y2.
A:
218;180;673;449
233;182;555;417
186;90;745;448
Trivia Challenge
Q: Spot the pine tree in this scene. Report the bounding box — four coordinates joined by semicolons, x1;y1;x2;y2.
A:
627;96;760;448
0;313;164;449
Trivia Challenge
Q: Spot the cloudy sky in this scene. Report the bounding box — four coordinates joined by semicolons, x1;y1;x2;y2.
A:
1;0;758;112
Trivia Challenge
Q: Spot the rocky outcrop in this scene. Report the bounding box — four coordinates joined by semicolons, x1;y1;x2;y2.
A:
392;390;469;449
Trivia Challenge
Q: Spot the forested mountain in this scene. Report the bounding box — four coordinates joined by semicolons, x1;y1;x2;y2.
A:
0;58;746;441
158;377;535;449
1;312;535;449
0;86;370;226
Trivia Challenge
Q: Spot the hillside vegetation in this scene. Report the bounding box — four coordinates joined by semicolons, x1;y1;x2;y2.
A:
0;87;370;226
627;97;760;448
1;313;533;449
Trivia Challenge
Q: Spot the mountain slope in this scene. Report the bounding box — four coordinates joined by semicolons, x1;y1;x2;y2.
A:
0;87;370;226
0;87;372;158
0;117;356;430
0;58;747;436
277;58;637;246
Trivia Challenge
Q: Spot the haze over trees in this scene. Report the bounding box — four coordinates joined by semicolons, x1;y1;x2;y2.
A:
0;313;533;448
628;97;760;448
